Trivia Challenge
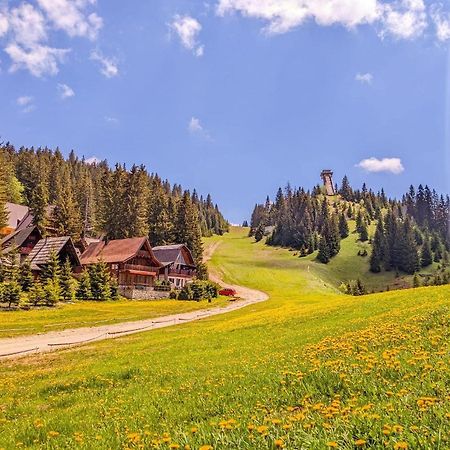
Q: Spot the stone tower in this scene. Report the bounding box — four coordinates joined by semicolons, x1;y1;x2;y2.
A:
320;170;336;196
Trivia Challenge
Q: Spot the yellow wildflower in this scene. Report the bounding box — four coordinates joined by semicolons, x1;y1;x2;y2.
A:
355;439;366;446
394;442;408;450
274;439;284;448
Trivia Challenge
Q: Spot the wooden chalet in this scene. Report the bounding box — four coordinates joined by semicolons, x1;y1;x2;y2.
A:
0;225;42;263
26;236;81;274
80;237;163;297
152;244;197;288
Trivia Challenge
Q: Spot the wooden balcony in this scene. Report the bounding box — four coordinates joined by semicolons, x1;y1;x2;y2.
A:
168;268;196;277
123;264;160;273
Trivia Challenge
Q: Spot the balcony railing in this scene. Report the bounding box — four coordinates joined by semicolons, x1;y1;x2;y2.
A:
168;268;196;277
123;264;160;273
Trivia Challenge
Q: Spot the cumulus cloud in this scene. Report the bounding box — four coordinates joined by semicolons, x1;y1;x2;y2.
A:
355;72;373;84
430;3;450;41
356;157;405;174
104;116;119;124
36;0;102;40
90;50;119;78
16;95;35;113
188;116;212;139
0;0;102;77
58;83;74;99
215;0;443;41
170;15;204;57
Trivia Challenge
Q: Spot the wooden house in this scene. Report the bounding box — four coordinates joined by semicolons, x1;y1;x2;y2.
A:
0;225;42;263
152;244;197;288
27;236;81;274
1;203;29;236
80;237;163;298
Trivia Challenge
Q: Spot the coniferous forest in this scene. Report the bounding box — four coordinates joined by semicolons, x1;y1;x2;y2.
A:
249;177;450;282
0;143;229;270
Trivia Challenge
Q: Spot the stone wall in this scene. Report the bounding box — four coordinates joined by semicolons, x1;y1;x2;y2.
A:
119;287;170;300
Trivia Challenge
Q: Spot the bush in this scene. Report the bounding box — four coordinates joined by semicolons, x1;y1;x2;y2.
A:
169;290;178;300
178;284;193;300
178;281;220;301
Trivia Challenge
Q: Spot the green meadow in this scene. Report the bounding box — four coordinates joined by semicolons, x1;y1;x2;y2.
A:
0;227;449;449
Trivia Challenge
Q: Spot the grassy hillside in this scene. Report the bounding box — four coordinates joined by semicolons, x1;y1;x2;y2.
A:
0;227;449;449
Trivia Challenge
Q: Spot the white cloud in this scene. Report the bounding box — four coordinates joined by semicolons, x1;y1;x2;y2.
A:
90;50;119;78
58;83;74;99
430;3;450;41
16;95;35;113
0;1;102;77
189;116;204;133
188;116;212;140
356;157;405;174
5;43;69;76
378;0;427;40
85;156;101;165
170;15;204;57
216;0;433;40
355;72;373;84
104;116;119;124
36;0;102;40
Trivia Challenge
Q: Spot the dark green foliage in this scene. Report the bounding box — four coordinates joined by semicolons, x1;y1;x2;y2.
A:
60;258;76;301
254;223;265;242
178;281;219;301
28;280;46;306
413;273;421;288
41;250;61;283
19;259;34;292
341;279;367;296
421;238;433;268
317;235;330;264
358;220;369;242
338;212;349;238
77;270;92;300
88;261;111;301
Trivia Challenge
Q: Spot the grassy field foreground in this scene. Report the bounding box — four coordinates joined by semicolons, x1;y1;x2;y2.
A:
0;227;449;449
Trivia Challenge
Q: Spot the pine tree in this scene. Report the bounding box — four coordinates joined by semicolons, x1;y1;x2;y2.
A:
370;220;385;273
338;212;349;238
0;151;9;231
19;259;34;291
254;223;265;242
29;280;45;306
359;220;369;242
44;279;61;306
60;258;76;301
420;238;433;268
89;261;111;300
339;175;353;201
413;273;421;288
41;250;61;283
317;235;330;264
4;279;21;307
124;165;149;237
77;270;92;300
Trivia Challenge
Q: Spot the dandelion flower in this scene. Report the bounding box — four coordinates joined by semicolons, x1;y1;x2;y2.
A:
275;439;284;448
327;442;338;448
355;439;366;446
394;443;408;449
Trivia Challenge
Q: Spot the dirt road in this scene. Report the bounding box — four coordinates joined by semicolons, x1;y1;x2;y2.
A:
0;244;268;360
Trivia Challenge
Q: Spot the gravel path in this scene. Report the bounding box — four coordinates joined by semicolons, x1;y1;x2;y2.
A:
0;246;268;360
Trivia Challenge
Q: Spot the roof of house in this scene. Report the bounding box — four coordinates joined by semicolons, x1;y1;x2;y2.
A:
80;237;163;266
5;202;29;229
0;225;41;253
152;244;195;266
27;236;80;271
16;205;55;232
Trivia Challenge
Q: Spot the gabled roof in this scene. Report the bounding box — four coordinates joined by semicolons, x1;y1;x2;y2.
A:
27;236;80;271
5;202;29;229
16;205;55;232
0;225;41;253
152;244;195;266
80;237;163;266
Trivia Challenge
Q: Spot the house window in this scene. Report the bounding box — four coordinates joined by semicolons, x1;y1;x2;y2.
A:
111;264;119;270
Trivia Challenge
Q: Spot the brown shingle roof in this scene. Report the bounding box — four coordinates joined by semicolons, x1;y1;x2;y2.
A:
0;226;41;253
80;237;162;266
152;244;195;266
27;236;80;271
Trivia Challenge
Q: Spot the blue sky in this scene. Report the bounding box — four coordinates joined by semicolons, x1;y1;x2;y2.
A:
1;0;450;223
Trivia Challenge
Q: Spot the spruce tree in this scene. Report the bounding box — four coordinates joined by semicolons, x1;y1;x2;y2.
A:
19;259;34;292
29;280;45;306
60;258;76;301
41;250;61;283
89;261;111;300
77;270;92;300
420;238;433;268
359;220;369;242
338;212;349;238
370;220;385;273
317;235;330;264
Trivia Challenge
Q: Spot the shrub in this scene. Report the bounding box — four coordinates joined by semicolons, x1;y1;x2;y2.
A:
178;284;193;300
3;280;22;307
44;280;61;306
169;290;178;300
28;281;46;307
77;270;92;300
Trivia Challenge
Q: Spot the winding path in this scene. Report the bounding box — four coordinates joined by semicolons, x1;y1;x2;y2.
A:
0;243;268;360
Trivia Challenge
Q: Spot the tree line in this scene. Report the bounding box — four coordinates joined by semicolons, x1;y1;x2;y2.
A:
248;177;450;275
0;144;229;270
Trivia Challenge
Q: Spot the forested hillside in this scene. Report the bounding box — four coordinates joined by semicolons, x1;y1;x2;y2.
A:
249;177;450;291
0;143;228;267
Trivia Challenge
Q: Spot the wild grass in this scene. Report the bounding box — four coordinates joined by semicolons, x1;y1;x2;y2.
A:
0;227;449;449
0;298;228;338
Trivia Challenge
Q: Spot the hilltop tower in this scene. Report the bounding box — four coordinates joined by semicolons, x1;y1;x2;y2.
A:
320;170;336;196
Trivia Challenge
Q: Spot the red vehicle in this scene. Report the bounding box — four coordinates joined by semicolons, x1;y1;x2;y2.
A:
219;288;237;297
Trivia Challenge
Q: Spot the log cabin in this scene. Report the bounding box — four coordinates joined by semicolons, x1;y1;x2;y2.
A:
0;225;42;263
80;237;163;299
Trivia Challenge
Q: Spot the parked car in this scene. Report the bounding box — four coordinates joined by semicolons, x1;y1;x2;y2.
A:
219;288;237;297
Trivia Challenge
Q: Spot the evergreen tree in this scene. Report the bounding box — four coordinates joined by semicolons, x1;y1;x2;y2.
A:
29;280;45;306
60;258;76;301
317;235;330;264
77;270;92;300
19;259;34;292
413;273;421;288
370;220;385;273
339;175;353;201
338;212;349;238
420;238;433;268
254;223;265;242
0;151;9;231
89;261;111;300
41;250;61;283
359;220;369;242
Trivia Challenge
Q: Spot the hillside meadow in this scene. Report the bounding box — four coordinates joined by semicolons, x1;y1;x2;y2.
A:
0;227;449;449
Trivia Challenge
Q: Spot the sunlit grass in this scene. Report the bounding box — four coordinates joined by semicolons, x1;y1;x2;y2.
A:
0;227;449;449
